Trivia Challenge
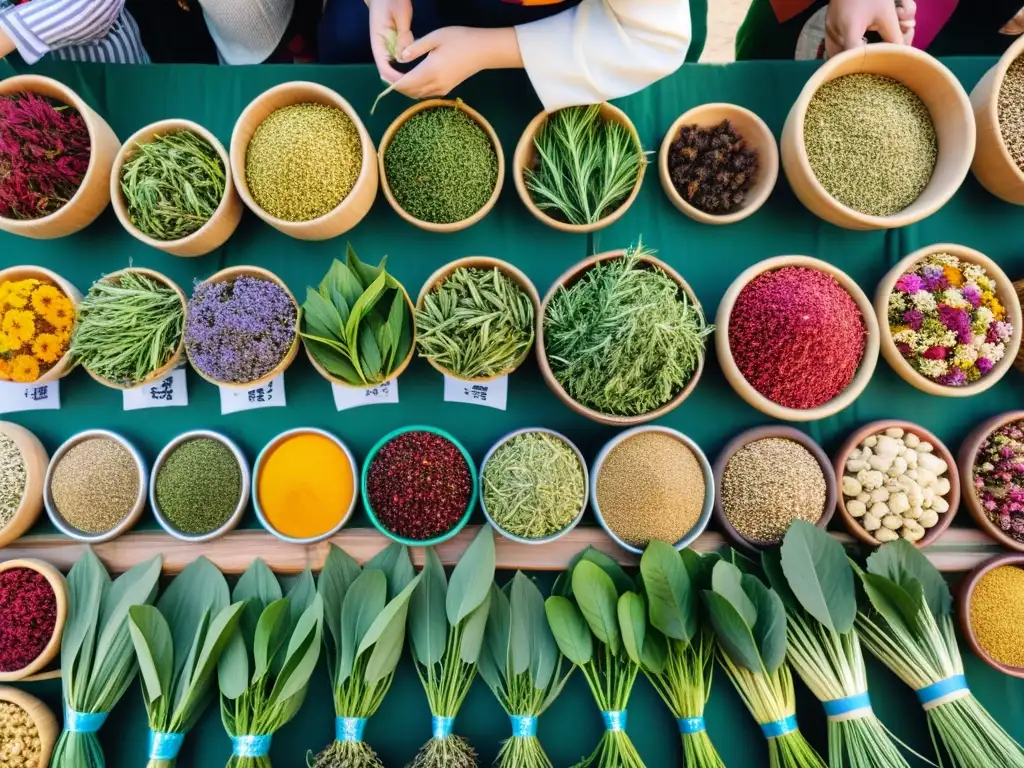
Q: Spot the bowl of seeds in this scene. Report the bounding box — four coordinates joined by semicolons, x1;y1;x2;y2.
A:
0;686;59;766
781;43;974;230
43;429;147;543
231;81;378;240
0;422;48;549
0;559;67;683
713;426;837;552
150;430;249;543
379;98;504;233
958;552;1024;679
970;34;1024;204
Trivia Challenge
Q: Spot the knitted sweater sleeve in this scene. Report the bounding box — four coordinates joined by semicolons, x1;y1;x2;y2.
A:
514;0;691;111
0;0;127;63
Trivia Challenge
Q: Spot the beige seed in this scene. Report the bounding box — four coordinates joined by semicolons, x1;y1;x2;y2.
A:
51;437;139;534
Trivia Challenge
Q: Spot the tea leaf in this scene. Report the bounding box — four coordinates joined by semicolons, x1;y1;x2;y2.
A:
618;592;646;666
410;548;448;666
459;591;492;664
743;575;787;674
703;590;762;672
779;520;855;633
711;560;756;629
866;540;951;619
339;569;387;683
572;561;621;655
544;596;592;666
640;540;694;642
128;605;173;705
446;526;496;625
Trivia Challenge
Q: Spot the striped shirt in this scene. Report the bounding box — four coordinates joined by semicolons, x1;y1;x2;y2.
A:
0;0;150;64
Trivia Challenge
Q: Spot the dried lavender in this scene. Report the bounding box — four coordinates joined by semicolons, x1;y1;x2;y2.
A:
667;120;758;214
999;55;1024;172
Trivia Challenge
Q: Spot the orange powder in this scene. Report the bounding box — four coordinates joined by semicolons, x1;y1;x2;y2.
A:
258;433;353;539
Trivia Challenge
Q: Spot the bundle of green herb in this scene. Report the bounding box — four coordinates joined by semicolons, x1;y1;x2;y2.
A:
51;550;163;768
854;541;1024;768
524;105;644;226
128;557;246;768
703;558;827;768
407;526;496;768
638;542;725;768
301;245;413;386
545;549;647;768
71;271;185;387
416;267;534;380
544;241;712;416
120;130;226;241
310;543;421;768
477;572;571;768
217;561;324;768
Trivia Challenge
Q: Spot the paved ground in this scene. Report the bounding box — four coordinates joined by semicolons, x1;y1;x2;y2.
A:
701;0;753;62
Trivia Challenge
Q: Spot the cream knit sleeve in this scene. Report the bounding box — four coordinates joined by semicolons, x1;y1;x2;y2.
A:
514;0;691;111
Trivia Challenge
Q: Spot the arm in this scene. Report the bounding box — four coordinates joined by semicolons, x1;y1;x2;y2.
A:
0;0;126;63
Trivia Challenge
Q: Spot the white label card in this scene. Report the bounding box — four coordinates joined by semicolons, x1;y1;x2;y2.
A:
219;374;286;415
443;374;508;411
332;379;399;411
0;380;60;413
122;368;188;411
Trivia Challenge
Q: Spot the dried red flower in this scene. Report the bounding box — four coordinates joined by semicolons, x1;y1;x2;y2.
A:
0;567;57;672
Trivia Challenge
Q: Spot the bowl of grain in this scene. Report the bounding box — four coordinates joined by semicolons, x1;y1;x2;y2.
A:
0;422;49;550
969;34;1024;204
958;552;1024;679
0;686;59;767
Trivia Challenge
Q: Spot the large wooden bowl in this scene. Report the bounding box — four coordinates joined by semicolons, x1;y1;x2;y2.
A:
958;553;1024;678
0;75;120;239
0;686;59;765
781;44;974;230
875;244;1022;397
0;559;68;682
111;119;242;257
0;422;48;550
230;82;377;240
959;411;1024;553
970;35;1024;204
0;266;81;383
716;255;879;422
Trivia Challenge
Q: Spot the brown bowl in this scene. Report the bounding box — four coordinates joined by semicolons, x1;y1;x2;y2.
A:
514;103;645;233
0;422;48;550
0;559;67;682
713;425;837;552
969;35;1024;205
833;420;959;548
379;99;503;233
659;103;779;225
416;256;540;382
537;249;706;426
0;266;81;383
0;686;59;765
958;552;1024;678
959;411;1024;553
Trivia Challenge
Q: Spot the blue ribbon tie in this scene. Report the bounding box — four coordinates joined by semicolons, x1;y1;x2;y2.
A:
678;717;706;734
231;735;272;758
148;731;185;760
432;716;455;740
822;692;873;721
602;710;627;732
336;717;367;743
64;709;109;734
760;715;798;739
509;715;538;738
916;674;970;710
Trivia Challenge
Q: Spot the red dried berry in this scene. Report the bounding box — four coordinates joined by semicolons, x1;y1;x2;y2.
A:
0;567;57;672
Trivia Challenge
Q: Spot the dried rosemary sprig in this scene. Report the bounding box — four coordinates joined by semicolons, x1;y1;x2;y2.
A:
415;267;534;380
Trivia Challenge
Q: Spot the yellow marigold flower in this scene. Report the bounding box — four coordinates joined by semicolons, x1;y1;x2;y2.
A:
11;354;39;383
0;282;11;307
44;298;74;332
2;309;35;344
4;288;28;309
943;266;964;287
31;284;63;315
32;333;63;364
0;359;11;381
0;331;18;355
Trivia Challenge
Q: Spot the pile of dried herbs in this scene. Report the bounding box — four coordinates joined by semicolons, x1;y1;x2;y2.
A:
666;120;758;215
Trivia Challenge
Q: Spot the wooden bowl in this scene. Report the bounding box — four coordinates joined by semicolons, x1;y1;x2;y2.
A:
875;244;1022;397
186;266;300;389
0;75;120;239
416;256;540;382
780;44;975;230
0;686;59;765
111;119;242;257
230;82;378;240
713;426;837;553
833;420;959;548
716;255;879;422
378;99;504;233
0;422;48;549
537;249;707;426
970;35;1024;205
82;268;187;391
959;411;1024;553
659;103;779;225
0;559;68;682
959;552;1024;678
0;266;81;383
514;103;645;233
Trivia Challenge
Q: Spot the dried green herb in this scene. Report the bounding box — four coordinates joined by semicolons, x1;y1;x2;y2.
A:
416;267;534;380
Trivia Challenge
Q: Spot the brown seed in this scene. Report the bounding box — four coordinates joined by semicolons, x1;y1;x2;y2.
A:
999;56;1024;172
970;564;1024;668
0;701;41;765
51;437;139;534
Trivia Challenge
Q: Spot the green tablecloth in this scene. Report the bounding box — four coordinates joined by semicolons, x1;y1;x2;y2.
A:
2;57;1024;766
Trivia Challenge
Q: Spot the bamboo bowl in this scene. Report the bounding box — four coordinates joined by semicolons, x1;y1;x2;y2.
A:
537;249;707;426
186;266;301;390
0;266;81;383
716;255;880;422
0;75;120;239
781;44;975;230
833;420;959;548
230;82;378;240
111;119;243;257
958;553;1024;678
0;559;68;682
0;422;48;550
875;244;1022;397
82;268;187;391
659;103;779;225
379;99;504;233
0;686;59;765
416;256;540;382
970;35;1024;205
514;103;645;233
959;411;1024;553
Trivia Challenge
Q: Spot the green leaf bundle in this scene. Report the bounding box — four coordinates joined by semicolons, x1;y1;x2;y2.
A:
52;550;163;768
217;561;325;768
129;557;247;768
703;558;826;768
854;540;1024;768
310;544;421;768
407;526;497;768
301;244;413;387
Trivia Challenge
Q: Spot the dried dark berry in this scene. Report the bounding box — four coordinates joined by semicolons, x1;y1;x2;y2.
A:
667;119;759;215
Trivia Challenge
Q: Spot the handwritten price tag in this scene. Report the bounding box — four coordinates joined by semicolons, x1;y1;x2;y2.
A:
0;380;60;413
219;374;286;415
123;368;188;411
443;375;508;411
332;379;399;411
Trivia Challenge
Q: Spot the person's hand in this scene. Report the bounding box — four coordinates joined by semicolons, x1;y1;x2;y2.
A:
825;0;917;58
369;0;415;84
393;26;522;99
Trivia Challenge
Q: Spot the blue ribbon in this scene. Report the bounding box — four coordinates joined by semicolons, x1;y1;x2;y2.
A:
148;731;185;760
678;717;706;734
432;716;455;740
336;717;366;743
64;709;109;734
760;715;798;739
822;692;873;721
231;735;272;758
916;675;970;709
602;710;627;732
509;715;538;738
